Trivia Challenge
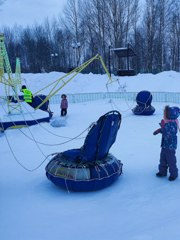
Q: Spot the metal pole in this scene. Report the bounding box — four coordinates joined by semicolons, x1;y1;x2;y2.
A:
108;46;111;77
127;43;130;72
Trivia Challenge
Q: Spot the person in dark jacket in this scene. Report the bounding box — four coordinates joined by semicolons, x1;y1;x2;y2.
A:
60;94;68;116
153;105;180;181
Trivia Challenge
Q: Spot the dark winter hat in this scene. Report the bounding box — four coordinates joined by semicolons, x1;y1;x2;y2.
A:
21;85;26;89
168;106;180;120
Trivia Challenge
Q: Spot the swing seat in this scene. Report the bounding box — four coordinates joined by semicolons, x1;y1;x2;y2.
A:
45;110;123;191
132;90;155;115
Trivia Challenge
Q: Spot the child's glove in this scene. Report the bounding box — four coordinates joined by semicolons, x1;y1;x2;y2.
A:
159;119;165;128
153;128;161;135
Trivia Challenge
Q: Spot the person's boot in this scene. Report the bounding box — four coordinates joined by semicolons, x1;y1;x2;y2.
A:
156;172;167;177
168;176;177;181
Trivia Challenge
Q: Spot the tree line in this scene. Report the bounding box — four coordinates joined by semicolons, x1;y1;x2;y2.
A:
1;0;180;74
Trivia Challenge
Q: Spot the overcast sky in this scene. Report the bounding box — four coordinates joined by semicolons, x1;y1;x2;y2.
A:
1;0;67;27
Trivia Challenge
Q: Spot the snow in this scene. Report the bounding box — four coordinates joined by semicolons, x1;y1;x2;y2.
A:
1;70;180;240
0;102;49;122
20;70;180;94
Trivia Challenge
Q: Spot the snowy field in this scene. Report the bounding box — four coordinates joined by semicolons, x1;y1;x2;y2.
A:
1;71;180;240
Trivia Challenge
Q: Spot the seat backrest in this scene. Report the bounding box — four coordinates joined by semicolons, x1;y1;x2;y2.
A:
80;110;121;162
136;90;152;107
31;95;49;111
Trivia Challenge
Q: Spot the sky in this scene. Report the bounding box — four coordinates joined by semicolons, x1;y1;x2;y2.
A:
0;0;67;27
1;70;180;239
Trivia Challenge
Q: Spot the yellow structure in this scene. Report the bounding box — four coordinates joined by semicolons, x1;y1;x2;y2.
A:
34;54;112;110
0;33;112;113
0;33;22;114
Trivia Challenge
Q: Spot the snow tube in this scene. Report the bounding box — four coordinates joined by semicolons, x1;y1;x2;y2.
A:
132;105;155;115
46;153;122;191
132;90;155;115
45;110;123;191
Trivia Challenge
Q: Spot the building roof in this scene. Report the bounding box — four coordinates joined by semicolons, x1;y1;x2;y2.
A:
110;45;136;57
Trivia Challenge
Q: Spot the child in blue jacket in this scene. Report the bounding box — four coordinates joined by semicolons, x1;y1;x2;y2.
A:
153;105;180;181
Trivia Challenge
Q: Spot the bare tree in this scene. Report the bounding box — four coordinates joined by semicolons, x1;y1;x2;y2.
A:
155;0;174;72
142;0;159;72
2;0;180;74
62;0;82;67
168;0;180;71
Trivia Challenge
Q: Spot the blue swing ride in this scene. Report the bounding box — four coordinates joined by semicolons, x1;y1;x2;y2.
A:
0;33;123;191
0;33;51;131
43;58;124;191
1;32;159;191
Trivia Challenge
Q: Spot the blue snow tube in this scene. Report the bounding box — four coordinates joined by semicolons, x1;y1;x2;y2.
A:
45;111;123;191
46;153;122;191
132;90;155;115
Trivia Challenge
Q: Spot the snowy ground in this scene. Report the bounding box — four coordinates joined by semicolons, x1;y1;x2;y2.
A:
1;71;180;240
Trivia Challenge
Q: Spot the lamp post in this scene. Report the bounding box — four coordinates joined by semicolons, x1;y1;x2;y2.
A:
51;53;58;71
71;42;81;68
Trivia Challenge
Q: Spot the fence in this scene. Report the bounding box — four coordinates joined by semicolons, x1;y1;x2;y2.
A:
50;92;180;105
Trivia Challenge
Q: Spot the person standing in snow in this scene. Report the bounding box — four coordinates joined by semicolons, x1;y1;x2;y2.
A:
20;85;33;106
153;105;180;181
60;94;68;116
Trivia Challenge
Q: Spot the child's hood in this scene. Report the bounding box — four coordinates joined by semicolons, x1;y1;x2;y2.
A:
168;107;180;120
